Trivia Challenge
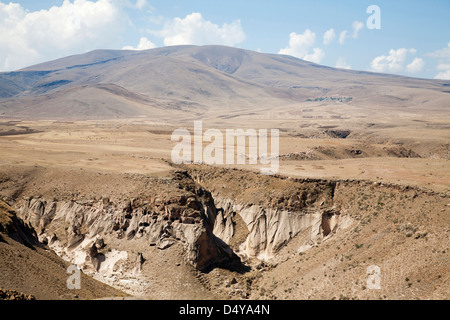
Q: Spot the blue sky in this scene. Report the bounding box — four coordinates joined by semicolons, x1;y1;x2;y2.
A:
1;0;450;79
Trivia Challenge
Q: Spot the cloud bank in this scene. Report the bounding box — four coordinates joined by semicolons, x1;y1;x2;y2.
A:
152;12;245;47
427;42;450;80
370;48;424;74
0;0;127;71
122;37;156;50
279;29;324;64
0;2;246;71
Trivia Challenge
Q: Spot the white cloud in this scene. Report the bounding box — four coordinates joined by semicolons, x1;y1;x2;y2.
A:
437;63;450;70
434;62;450;80
279;30;315;57
339;21;364;44
122;37;156;50
338;30;348;45
435;69;450;80
0;0;127;71
304;48;325;64
119;0;151;11
335;57;351;69
427;43;450;80
323;28;335;45
406;57;425;74
370;48;417;73
153;12;245;47
352;21;364;38
279;29;324;63
135;0;148;10
427;42;450;59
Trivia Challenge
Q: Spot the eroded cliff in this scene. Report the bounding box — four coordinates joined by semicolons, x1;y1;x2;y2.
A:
1;165;448;299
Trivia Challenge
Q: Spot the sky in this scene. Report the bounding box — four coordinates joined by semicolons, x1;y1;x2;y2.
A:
1;0;450;80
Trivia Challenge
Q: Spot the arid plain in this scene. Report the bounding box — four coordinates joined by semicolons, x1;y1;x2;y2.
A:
1;114;448;193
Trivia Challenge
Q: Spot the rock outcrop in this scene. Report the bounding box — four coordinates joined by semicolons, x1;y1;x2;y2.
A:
0;199;127;299
206;197;352;261
189;167;355;262
0;289;36;300
14;172;240;273
10;171;349;286
0;199;40;250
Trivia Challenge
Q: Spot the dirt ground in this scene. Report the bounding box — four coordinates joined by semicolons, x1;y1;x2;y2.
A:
0;118;448;193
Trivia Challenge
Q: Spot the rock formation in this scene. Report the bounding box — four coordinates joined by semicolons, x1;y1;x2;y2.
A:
14;172;241;273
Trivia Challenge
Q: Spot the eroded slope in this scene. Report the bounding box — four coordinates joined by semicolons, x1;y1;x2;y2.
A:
0;198;127;300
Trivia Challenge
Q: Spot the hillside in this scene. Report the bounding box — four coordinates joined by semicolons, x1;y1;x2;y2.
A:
0;45;448;120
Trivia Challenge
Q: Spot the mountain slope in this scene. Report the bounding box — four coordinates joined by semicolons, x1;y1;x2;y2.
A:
0;45;449;120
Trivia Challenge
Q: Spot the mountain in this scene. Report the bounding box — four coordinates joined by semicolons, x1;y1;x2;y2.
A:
0;45;449;120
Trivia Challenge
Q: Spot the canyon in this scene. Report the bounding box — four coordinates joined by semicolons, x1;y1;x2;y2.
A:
1;164;448;299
